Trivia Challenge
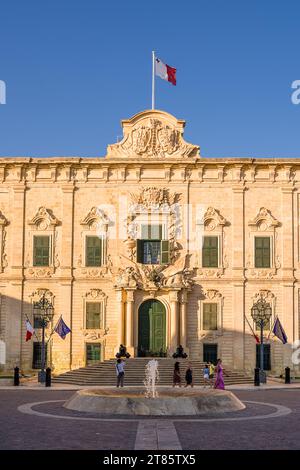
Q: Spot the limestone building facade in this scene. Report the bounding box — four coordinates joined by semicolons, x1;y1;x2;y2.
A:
0;109;299;375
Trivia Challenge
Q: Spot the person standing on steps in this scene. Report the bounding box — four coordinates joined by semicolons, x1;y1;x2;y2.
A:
203;364;210;388
173;361;181;387
184;362;193;388
116;358;125;387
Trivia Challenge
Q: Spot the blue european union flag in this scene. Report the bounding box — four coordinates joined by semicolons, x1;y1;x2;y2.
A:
54;317;71;340
272;317;287;344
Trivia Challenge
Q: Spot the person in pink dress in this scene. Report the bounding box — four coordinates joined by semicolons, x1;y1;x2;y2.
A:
214;358;225;390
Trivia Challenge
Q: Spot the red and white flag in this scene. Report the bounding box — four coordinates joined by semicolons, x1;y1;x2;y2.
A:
155;57;176;85
25;320;34;342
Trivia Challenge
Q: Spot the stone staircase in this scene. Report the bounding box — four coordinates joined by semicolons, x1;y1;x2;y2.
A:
52;358;253;386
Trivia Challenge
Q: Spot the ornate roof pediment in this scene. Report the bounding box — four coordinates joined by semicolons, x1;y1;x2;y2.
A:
106;109;199;160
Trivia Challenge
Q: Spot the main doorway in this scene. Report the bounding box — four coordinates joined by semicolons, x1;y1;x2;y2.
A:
138;300;166;357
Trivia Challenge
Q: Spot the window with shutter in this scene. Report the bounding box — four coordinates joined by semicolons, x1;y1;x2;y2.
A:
254;237;270;268
202;236;218;268
86;302;102;329
33;236;50;266
203;303;218;330
137;224;169;265
85;236;102;267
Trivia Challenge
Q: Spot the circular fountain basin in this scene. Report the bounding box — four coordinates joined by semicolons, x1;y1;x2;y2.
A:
64;387;245;416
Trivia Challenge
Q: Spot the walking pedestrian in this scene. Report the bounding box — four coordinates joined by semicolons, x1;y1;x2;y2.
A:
116;358;125;387
209;362;215;388
203;364;210;388
184;362;193;387
173;361;181;387
214;358;225;390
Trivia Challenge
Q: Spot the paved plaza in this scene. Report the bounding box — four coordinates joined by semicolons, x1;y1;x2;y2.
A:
0;388;299;450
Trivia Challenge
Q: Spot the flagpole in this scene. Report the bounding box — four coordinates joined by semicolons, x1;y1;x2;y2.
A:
46;314;62;344
152;50;155;109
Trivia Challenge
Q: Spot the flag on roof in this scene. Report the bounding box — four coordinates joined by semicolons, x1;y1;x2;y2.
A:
155;57;177;85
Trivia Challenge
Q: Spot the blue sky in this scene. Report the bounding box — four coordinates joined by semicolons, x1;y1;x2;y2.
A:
0;0;299;158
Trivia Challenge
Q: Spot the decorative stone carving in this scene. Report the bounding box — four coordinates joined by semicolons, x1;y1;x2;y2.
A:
197;269;224;279
113;254;194;290
82;329;109;340
80;206;109;230
28;207;59;229
203;207;227;230
84;288;107;301
27;267;54;278
107;110;199;159
80;267;108;278
252;289;275;303
204;289;222;300
0;211;8;273
248;207;279;230
130;187;179;210
29;288;54;303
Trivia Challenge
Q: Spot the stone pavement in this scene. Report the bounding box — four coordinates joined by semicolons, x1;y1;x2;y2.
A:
1;380;300;391
0;388;299;449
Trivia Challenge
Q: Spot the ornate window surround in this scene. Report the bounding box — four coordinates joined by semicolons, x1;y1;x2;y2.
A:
196;207;228;275
126;187;181;264
247;207;280;276
198;289;224;335
26;207;59;274
80;207;109;268
81;289;108;339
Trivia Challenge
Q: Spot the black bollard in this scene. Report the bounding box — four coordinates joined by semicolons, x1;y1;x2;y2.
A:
14;367;20;386
254;367;260;386
45;367;51;387
285;366;291;384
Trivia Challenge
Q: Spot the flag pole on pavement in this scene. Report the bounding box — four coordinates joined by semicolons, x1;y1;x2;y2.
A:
152;50;155;109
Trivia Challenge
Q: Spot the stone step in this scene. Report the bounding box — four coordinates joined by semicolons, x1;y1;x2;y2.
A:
52;358;252;386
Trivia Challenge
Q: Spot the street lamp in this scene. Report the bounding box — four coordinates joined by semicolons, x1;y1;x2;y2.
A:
251;296;272;384
33;292;54;383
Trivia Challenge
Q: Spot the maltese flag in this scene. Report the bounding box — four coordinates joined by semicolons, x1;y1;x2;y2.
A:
155;57;177;85
25;320;34;342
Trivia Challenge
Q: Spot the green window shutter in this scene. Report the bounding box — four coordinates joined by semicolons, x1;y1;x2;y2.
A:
86;236;102;267
160;240;169;264
202;236;218;268
33;236;50;266
203;303;218;330
86;302;101;329
136;239;143;263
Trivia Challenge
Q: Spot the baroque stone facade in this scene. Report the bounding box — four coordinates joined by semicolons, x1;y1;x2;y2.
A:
0;109;299;374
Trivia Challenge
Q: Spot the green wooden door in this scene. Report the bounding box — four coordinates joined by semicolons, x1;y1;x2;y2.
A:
138;300;166;356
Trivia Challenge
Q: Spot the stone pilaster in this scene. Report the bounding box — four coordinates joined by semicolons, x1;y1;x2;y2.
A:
232;186;245;370
169;290;179;353
125;289;135;356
